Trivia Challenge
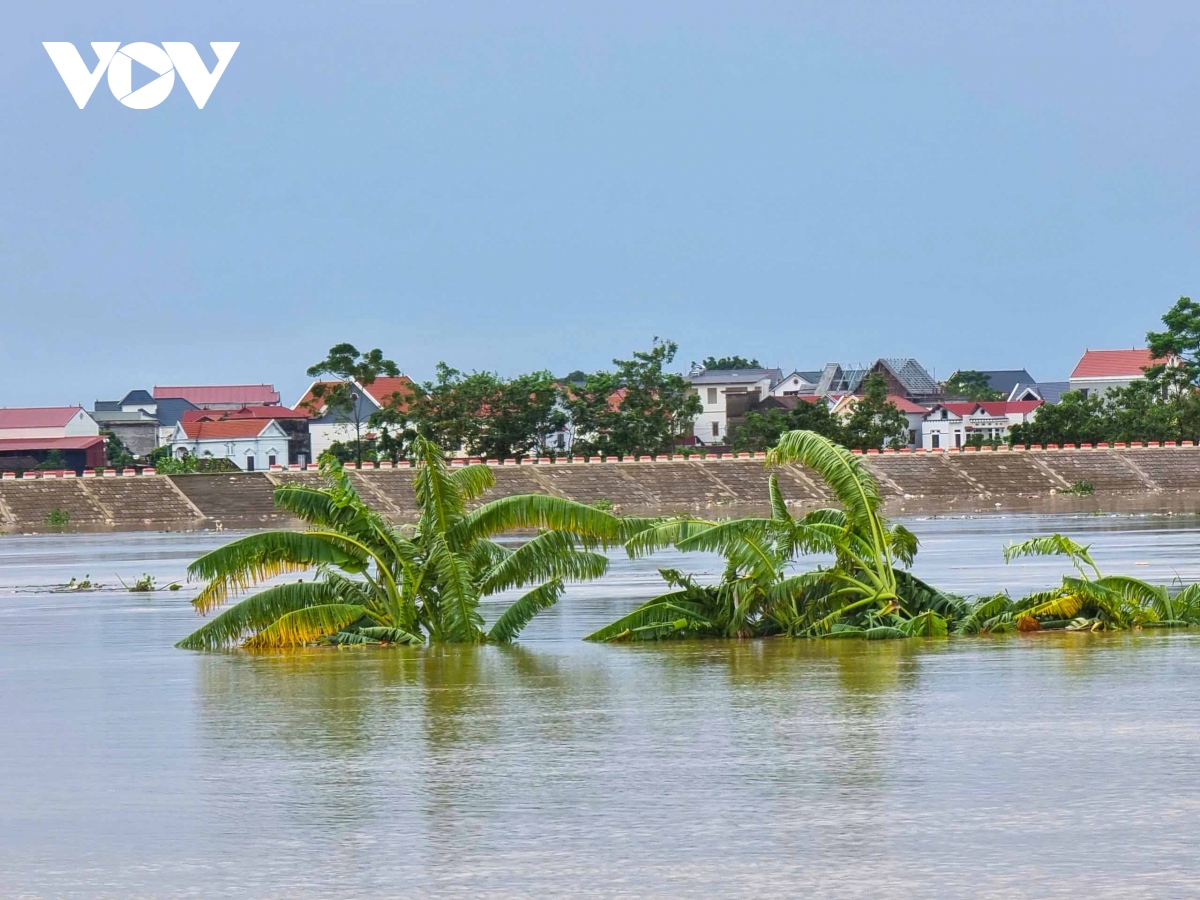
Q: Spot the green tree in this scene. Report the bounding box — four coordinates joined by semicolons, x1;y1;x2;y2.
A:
305;343;400;468
104;432;136;469
1146;296;1198;388
35;449;69;470
841;374;909;450
564;338;702;457
701;355;761;370
730;399;844;452
409;365;566;459
944;370;1003;401
177;438;632;650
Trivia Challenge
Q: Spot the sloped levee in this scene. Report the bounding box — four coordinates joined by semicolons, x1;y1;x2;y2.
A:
167;473;293;531
4;447;1200;534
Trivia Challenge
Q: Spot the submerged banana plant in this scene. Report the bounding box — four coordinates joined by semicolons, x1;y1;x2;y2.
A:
178;437;629;650
957;533;1200;633
587;430;964;642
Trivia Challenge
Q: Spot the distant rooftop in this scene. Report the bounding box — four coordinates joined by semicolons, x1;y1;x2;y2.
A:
1070;349;1160;380
0;407;86;429
973;369;1036;396
155;384;280;406
688;367;783;386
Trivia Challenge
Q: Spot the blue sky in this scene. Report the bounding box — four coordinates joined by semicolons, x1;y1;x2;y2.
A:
3;2;1198;407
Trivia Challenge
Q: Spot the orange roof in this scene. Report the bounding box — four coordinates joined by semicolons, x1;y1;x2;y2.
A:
886;395;930;415
181;406;307;424
362;376;416;410
1070;349;1160;379
178;420;276;440
294;377;416;415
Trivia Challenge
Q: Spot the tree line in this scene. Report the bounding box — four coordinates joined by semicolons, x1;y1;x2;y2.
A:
308;338;702;463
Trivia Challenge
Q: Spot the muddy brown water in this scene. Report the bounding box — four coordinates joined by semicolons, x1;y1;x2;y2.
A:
2;514;1200;898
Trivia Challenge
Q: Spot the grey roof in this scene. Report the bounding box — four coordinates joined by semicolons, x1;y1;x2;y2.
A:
977;369;1036;396
797;370;823;383
120;389;154;405
94;400;121;411
689;367;783;387
153;397;199;426
1011;380;1068;404
815;363;871;395
878;358;939;396
91;410;159;424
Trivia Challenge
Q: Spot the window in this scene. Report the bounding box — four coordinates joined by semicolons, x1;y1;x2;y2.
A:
954;431;962;448
711;421;719;438
556;433;565;449
932;433;940;449
268;454;277;467
908;429;916;445
707;388;718;405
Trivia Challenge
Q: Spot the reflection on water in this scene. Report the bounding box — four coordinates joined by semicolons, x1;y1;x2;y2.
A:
2;516;1200;897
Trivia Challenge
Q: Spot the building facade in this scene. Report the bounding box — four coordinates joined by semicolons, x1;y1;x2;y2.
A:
170;419;290;471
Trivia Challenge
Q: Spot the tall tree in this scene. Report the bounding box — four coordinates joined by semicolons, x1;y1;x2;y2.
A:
1146;296;1198;388
701;355;761;370
944;370;1003;402
841;374;909;451
565;339;702;457
305;343;399;468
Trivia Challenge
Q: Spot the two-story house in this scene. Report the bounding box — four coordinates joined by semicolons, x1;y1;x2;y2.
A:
689;367;783;445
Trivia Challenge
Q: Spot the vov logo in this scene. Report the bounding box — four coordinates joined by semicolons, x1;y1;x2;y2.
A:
43;42;239;109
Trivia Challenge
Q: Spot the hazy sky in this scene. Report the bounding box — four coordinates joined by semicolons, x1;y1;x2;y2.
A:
3;2;1198;407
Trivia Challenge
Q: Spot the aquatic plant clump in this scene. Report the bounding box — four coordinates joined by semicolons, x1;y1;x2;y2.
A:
956;533;1200;633
177;437;635;650
587;430;968;642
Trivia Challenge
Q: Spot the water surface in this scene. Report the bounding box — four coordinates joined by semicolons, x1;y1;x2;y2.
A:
2;515;1200;898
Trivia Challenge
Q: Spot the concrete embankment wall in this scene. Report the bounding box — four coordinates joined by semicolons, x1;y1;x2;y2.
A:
2;445;1200;533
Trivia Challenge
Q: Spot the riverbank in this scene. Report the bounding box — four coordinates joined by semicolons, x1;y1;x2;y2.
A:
2;444;1200;533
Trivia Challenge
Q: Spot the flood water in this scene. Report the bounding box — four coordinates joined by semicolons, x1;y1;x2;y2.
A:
3;514;1200;898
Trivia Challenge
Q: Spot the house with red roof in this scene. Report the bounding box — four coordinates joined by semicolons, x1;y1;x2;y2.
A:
169;417;290;471
1068;349;1172;398
182;406;311;465
293;376;417;458
920;401;1043;450
0;407;105;471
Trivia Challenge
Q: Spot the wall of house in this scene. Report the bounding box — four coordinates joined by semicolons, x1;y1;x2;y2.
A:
1068;377;1137;398
172;436;287;471
691;377;772;444
0;410;100;441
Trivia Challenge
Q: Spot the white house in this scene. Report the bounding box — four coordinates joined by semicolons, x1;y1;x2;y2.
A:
170;418;290;471
295;376;416;457
920;401;1042;450
1068;349;1173;398
688;367;783;445
769;370;822;397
